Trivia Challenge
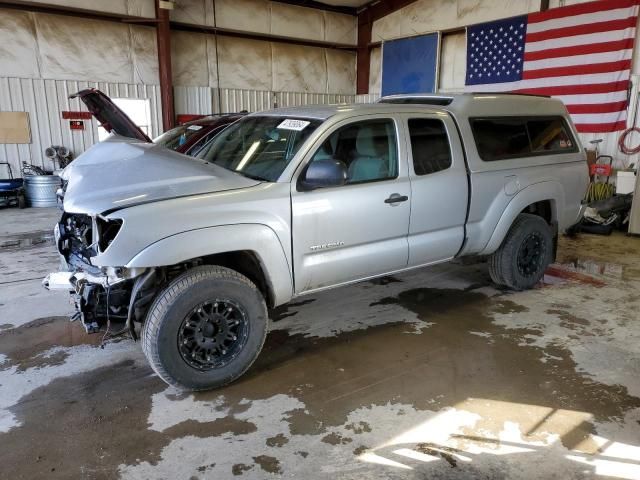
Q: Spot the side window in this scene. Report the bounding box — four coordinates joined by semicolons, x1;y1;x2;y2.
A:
408;118;452;175
471;118;529;161
309;119;398;184
471;116;577;161
528;118;575;152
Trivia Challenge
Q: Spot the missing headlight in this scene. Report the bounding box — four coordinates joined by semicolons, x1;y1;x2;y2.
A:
96;217;123;252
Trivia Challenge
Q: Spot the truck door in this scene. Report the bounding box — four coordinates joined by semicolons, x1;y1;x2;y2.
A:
291;117;411;293
402;114;469;266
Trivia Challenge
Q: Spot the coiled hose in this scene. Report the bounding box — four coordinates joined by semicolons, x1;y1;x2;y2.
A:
584;182;615;203
619;127;640;155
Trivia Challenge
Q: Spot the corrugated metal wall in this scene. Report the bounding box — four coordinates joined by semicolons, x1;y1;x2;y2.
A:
0;77;162;177
175;87;356;114
1;79;360;178
355;93;380;104
276;92;354;107
6;76;632;181
220;89;274;113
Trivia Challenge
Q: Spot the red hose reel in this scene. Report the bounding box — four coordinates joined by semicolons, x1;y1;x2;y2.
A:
619;127;640;155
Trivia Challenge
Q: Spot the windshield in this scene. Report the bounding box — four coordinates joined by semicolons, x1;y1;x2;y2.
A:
153;124;205;150
197;116;321;181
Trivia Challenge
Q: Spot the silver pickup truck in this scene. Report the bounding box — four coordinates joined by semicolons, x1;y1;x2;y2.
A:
45;89;588;390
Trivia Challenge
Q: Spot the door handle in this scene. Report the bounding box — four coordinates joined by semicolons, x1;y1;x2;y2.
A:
384;193;408;204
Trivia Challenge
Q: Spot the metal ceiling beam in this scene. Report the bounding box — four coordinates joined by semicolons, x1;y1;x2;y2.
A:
171;21;357;51
0;2;357;50
359;0;419;24
0;0;156;24
270;0;357;15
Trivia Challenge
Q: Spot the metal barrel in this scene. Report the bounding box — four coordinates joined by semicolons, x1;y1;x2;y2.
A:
24;175;61;208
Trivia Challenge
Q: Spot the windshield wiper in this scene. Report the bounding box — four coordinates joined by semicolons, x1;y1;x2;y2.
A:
234;171;270;182
209;160;270;182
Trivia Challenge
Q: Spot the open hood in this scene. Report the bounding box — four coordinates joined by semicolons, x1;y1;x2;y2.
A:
61;135;259;215
70;89;152;143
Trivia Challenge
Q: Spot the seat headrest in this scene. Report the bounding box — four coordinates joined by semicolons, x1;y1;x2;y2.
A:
356;123;388;157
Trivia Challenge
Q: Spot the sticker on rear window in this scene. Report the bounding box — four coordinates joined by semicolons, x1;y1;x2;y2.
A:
187;125;203;131
277;119;310;131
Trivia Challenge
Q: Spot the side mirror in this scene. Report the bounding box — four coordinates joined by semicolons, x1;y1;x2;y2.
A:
300;159;348;191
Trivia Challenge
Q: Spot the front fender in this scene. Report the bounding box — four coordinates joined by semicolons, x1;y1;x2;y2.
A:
126;224;293;306
480;181;562;255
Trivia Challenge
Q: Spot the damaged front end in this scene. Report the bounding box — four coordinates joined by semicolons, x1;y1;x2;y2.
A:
43;212;156;338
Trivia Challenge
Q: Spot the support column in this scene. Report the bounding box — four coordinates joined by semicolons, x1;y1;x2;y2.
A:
156;0;175;131
356;12;372;95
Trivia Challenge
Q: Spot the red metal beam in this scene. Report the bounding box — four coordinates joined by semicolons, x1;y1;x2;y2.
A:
356;13;372;94
362;0;420;23
156;0;175;131
0;0;154;24
171;22;357;51
271;0;357;15
356;0;420;94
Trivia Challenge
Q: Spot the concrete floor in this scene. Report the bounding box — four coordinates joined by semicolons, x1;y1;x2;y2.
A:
1;207;639;480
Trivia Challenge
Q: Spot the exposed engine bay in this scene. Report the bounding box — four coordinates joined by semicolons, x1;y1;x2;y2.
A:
44;211;234;340
46;212;157;338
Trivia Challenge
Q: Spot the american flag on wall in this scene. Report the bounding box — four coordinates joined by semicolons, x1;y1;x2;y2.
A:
465;0;639;133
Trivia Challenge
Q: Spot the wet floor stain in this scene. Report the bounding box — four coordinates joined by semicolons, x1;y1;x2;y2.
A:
0;317;97;371
266;433;289;447
1;284;638;478
232;463;253;475
1;230;640;478
0;230;55;251
321;432;352;445
252;455;282;474
270;299;317;322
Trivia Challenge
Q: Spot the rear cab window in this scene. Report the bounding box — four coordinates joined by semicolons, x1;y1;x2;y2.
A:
470;116;578;161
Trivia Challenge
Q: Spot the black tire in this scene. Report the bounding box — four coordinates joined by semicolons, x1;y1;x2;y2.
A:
488;213;553;290
142;266;268;391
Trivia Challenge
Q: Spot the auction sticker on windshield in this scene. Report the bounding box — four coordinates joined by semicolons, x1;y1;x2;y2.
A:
277;119;310;131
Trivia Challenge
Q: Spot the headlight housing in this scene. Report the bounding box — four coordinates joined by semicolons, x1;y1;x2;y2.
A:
96;217;123;252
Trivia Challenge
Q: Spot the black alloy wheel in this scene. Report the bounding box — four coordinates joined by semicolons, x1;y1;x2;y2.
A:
142;266;268;391
178;299;249;370
516;232;545;278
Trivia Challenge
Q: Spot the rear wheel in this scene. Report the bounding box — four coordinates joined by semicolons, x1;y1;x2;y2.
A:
142;266;268;391
488;213;553;290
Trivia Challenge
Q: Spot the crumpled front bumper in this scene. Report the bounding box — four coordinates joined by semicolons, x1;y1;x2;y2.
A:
42;271;73;290
43;221;148;333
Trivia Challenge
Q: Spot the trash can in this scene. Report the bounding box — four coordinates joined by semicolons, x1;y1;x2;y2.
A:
24;174;61;208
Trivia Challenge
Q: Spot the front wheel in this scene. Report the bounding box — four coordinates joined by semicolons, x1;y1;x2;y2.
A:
488;213;553;290
142;266;268;391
